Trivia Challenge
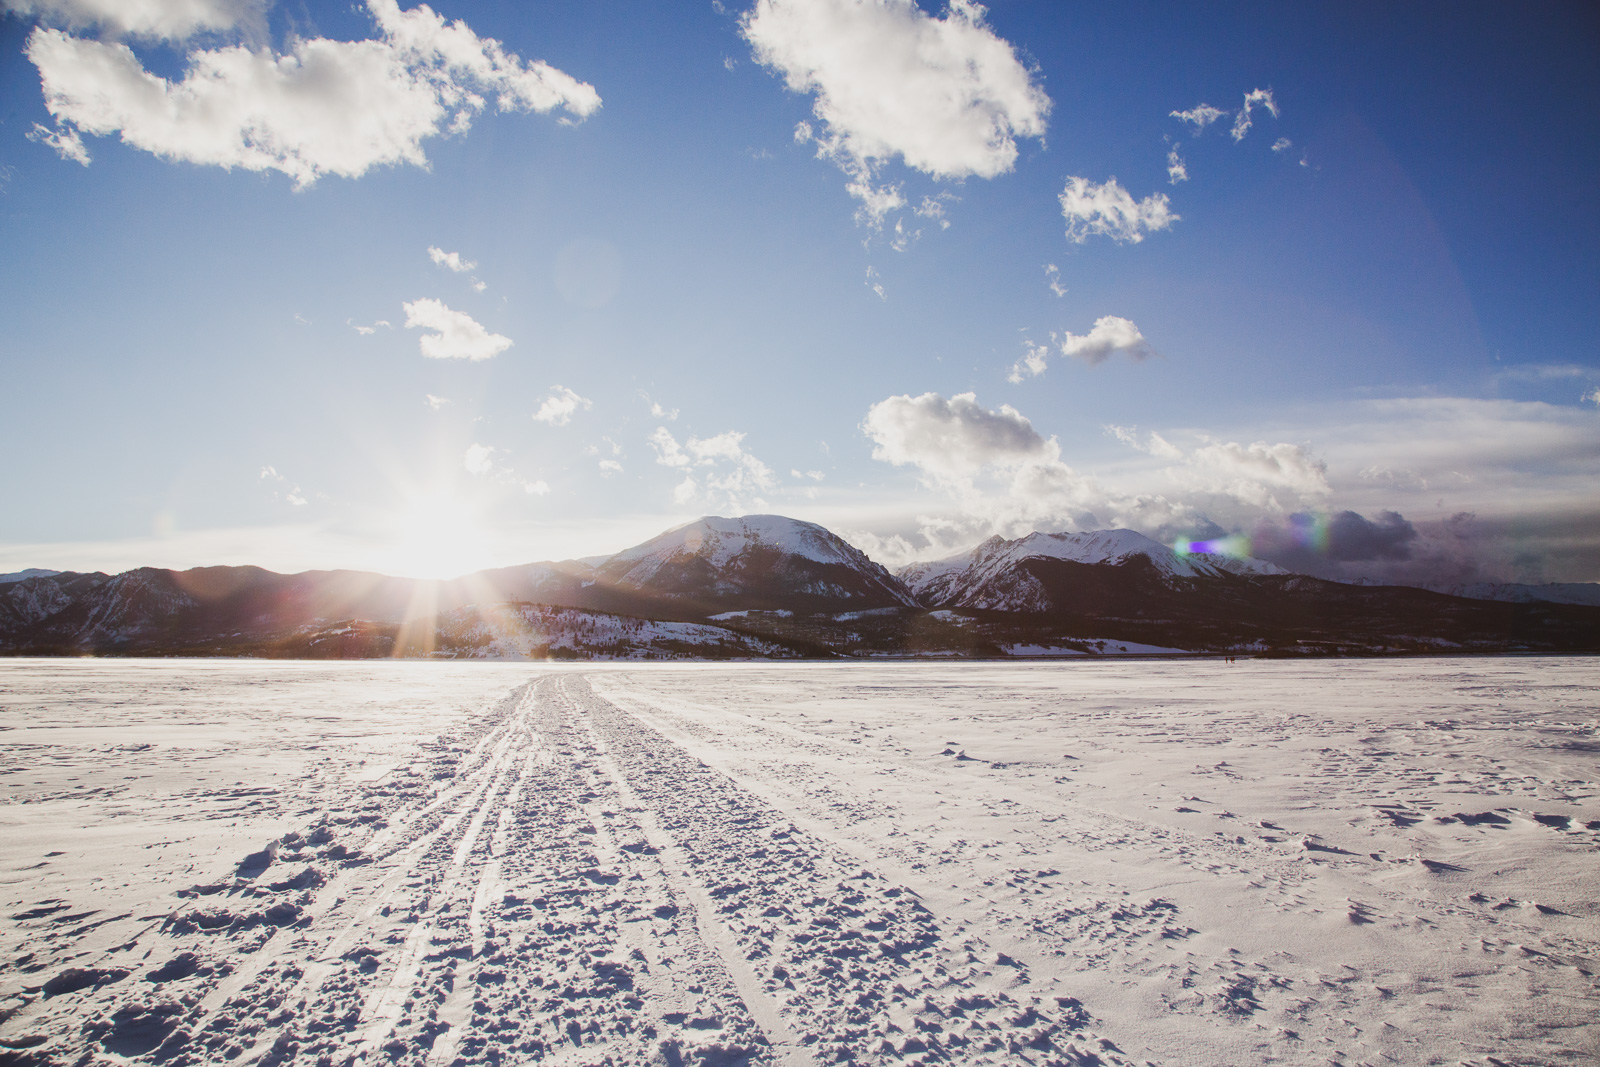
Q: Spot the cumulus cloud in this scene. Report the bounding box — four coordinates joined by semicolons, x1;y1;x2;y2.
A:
1059;176;1177;244
742;0;1049;226
1007;340;1050;383
649;426;776;509
1271;137;1292;153
532;385;592;426
1231;87;1278;142
424;393;449;409
867;393;1599;582
349;318;392;335
1586;387;1600;406
2;0;266;41
402;297;511;361
864;391;1051;482
23;0;600;185
1170;103;1225;132
1101;420;1330;513
1056;315;1155;366
1010;317;1153;380
428;245;475;272
1183;440;1329;510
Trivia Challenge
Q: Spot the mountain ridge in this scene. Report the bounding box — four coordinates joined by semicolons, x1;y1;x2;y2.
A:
2;514;1596;658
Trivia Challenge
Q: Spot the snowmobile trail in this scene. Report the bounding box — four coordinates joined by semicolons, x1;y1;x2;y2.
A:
9;658;1593;1066
4;672;1127;1066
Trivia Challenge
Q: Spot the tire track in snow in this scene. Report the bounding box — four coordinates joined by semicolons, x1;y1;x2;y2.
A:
563;674;1130;1067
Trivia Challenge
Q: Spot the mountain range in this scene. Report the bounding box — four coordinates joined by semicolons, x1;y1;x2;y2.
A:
2;515;1596;659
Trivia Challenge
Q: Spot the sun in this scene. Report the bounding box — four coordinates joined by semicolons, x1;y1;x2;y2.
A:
387;487;496;580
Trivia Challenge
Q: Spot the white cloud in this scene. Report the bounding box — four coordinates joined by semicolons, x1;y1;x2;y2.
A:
865;264;886;300
1182;440;1328;509
350;318;392;335
598;459;623;476
463;442;496;476
1104;425;1181;459
1056;315;1155;366
428;245;475;272
532;385;592;426
648;427;690;468
864;391;1053;483
1043;262;1067;297
1231;87;1278;142
1271;137;1292;153
862;391;1163;551
2;0;266;41
914;193;952;230
1170;103;1225;132
640;392;678;421
1586;387;1600;406
26;121;89;164
402;297;510;361
258;463;307;506
742;0;1049;225
1007;340;1050;383
1166;144;1187;184
649;426;776;508
1059;177;1177;244
1493;362;1592;383
424;393;450;409
23;0;600;187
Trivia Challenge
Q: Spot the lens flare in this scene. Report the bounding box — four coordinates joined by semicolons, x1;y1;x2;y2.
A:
1174;513;1334;562
1173;534;1252;559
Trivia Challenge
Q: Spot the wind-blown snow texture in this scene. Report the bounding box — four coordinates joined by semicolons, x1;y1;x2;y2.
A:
2;658;1596;1066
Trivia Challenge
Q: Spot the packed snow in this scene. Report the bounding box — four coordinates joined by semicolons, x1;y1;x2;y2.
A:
1;657;1596;1066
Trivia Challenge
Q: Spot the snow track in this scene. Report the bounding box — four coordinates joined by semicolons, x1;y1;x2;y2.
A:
4;672;1122;1066
7;658;1595;1067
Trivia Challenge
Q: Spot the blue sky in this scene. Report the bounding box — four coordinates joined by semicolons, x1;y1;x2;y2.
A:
1;0;1596;583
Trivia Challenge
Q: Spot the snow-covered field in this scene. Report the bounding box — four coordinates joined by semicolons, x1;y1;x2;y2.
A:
2;658;1596;1066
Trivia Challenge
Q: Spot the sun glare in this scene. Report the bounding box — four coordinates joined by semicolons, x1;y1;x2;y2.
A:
388;488;496;579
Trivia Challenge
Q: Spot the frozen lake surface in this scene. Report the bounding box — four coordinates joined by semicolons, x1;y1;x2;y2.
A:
1;657;1596;1066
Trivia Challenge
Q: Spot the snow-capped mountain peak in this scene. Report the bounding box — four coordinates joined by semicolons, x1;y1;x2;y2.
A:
594;515;918;609
899;527;1284;609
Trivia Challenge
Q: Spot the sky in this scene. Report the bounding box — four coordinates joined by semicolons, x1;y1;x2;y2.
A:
1;0;1597;585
